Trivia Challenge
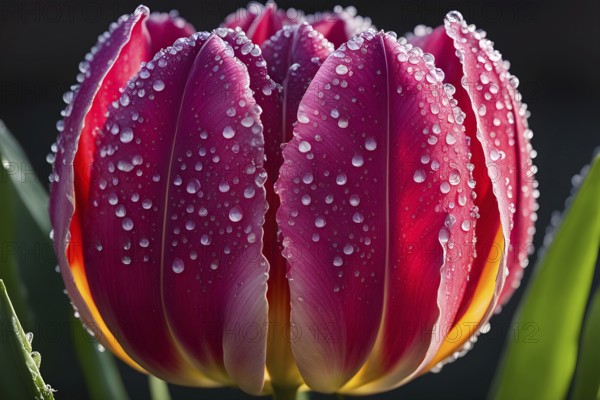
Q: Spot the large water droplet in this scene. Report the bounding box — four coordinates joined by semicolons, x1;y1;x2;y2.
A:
153;80;165;92
229;206;243;222
172;258;184;273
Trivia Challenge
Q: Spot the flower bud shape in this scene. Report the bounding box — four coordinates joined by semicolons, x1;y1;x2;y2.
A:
49;4;536;396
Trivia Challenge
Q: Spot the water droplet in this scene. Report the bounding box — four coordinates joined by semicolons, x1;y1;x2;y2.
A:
115;205;126;217
414;169;426;183
461;220;471;231
333;256;343;267
298;141;311;153
446;133;457;145
365;137;377;151
440;182;451;194
343;244;354;255
219;181;230;192
315;217;326;228
229;206;243;222
336;64;349;75
122;256;131;265
200;234;211;245
222;126;235;139
122;218;134;231
352;154;364;167
241;116;254;127
439;228;450;244
336;173;347;185
186;179;201;194
352;212;364;223
153;80;165;92
120;127;133;143
349;194;360;206
244;186;255;198
172;258;184;273
338;118;349;128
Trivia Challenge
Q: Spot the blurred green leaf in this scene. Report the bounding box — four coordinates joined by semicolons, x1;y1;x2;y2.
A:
571;287;600;400
0;176;32;328
73;316;130;400
0;120;51;234
148;376;171;400
0;279;54;399
492;153;600;400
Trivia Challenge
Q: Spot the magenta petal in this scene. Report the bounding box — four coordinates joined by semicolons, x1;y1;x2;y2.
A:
442;13;537;307
306;6;373;48
49;5;151;351
146;11;196;54
221;1;299;45
275;31;476;393
262;22;333;146
82;33;268;393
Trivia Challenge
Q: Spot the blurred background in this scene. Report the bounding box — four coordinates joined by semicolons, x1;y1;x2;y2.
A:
0;0;598;399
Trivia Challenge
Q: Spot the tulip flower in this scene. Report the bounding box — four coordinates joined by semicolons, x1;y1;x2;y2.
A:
49;3;536;398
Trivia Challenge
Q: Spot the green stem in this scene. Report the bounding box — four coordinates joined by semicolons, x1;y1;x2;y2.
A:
148;376;171;400
272;386;305;400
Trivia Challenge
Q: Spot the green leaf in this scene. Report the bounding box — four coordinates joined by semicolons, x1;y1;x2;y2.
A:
148;376;171;400
492;153;600;400
0;120;51;234
0;279;54;399
73;316;130;400
571;287;600;400
0;173;32;328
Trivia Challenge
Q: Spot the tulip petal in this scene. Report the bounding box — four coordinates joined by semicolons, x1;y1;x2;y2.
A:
82;32;268;393
441;13;537;308
262;22;334;145
275;31;476;393
146;11;196;54
406;24;505;366
306;6;373;48
49;5;153;371
221;1;299;45
405;11;537;368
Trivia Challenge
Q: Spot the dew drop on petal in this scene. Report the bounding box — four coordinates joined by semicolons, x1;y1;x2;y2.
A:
186;179;201;194
229;206;243;222
122;218;134;231
461;220;471;231
298;141;311;153
153;80;165;92
172;258;184;273
222;126;235;139
414;169;426;183
336;64;349;75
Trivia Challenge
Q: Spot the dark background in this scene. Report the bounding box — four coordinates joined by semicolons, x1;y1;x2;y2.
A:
0;0;599;399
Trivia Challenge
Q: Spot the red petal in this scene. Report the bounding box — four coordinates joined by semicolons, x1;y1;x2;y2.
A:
307;6;373;48
82;33;268;393
221;1;299;45
262;22;333;146
49;5;152;369
275;31;476;393
403;11;537;367
146;11;196;54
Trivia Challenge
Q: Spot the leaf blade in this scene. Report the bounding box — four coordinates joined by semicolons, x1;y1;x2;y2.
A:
0;121;51;234
571;287;600;400
492;153;600;400
0;279;54;399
